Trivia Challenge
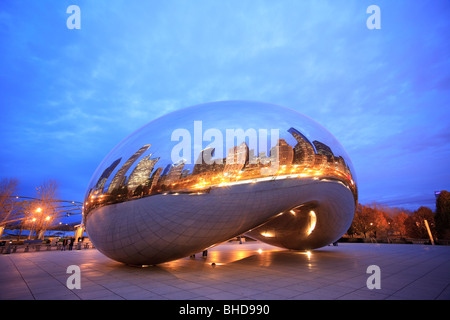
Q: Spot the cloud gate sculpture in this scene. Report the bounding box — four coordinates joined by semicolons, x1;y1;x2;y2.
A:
83;101;357;265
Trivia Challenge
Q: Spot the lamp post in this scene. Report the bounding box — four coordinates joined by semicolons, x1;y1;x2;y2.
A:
424;220;435;245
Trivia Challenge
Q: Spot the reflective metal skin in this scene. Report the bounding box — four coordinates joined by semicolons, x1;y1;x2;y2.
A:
83;101;357;265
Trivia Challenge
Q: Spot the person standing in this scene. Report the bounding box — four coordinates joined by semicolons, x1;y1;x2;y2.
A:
68;237;74;251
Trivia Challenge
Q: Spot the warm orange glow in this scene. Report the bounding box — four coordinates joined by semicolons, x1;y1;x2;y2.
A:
307;210;317;236
36;207;42;213
83;131;357;220
261;232;274;238
306;251;312;260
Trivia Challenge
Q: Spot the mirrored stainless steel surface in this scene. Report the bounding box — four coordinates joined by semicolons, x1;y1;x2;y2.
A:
83;101;357;265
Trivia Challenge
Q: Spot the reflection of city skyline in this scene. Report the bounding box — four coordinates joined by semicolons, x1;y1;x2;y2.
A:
85;127;355;214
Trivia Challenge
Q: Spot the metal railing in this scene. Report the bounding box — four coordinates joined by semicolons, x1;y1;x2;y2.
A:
0;242;95;254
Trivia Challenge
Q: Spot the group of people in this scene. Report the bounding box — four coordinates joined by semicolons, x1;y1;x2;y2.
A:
60;237;76;251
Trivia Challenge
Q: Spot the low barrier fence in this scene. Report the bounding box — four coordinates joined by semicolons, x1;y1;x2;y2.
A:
0;241;95;254
339;237;450;245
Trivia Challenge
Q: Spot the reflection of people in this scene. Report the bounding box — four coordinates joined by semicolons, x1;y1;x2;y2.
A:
69;237;74;251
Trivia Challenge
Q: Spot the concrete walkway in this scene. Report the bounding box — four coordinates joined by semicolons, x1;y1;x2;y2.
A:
0;242;449;300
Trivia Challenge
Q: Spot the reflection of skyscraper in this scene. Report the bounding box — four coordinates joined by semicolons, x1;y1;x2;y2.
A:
193;147;216;175
269;139;294;166
161;164;171;177
334;156;346;172
181;169;190;179
95;158;121;192
165;159;186;185
107;144;151;193
313;140;334;159
149;167;163;191
258;151;271;165
248;149;257;165
288;128;315;164
314;154;328;168
224;142;249;175
126;155;159;191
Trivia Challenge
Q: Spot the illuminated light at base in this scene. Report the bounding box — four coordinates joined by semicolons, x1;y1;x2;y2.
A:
260;232;275;238
297;250;312;260
306;251;312;259
307;210;317;236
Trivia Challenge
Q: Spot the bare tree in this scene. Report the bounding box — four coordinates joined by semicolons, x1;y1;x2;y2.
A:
0;178;20;228
30;180;59;239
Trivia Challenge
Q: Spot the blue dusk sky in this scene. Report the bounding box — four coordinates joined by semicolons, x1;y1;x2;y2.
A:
1;0;449;222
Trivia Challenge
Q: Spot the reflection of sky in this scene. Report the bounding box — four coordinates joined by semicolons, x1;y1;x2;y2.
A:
1;1;449;221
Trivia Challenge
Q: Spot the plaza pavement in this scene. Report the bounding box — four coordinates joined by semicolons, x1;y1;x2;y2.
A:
0;241;449;300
